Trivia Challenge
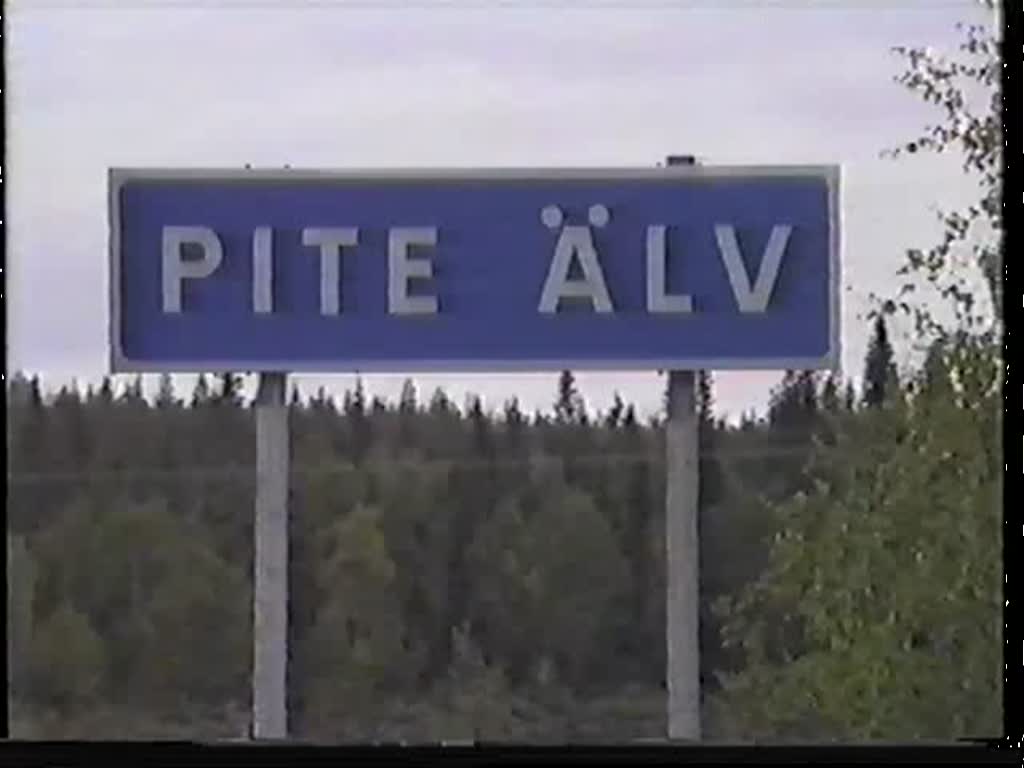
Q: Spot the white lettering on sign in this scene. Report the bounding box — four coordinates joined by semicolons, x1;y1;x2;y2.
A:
388;227;438;315
253;227;274;314
714;224;791;314
162;226;224;313
157;219;795;317
646;225;693;314
538;204;615;314
302;227;360;315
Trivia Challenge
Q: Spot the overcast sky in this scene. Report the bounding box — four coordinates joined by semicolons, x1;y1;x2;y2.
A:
6;0;989;419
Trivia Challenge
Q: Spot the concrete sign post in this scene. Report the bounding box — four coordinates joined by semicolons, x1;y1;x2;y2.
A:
253;371;288;739
108;165;841;741
665;366;699;740
663;153;701;741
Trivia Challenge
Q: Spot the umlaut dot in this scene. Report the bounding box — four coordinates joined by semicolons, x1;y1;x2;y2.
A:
588;204;610;228
541;205;564;229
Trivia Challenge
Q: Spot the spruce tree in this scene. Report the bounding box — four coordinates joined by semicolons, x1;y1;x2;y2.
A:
97;376;113;406
605;393;625;430
398;379;419;450
345;379;370;464
399;379;418;414
351;378;367;413
126;375;144;403
156;374;176;409
697;371;723;510
503;397;523;429
796;372;819;416
843;380;857;412
30;376;45;409
768;371;802;428
862;315;897;408
430;387;452;416
191;374;211;408
821;373;840;413
312;386;333;412
214;373;242;407
554;371;581;425
623;404;638;429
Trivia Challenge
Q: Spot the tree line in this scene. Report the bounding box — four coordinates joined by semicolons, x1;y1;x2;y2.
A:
6;314;1000;740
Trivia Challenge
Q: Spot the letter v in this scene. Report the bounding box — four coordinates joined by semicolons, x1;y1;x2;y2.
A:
714;224;791;313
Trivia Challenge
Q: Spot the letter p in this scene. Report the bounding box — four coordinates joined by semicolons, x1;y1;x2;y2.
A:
162;226;224;313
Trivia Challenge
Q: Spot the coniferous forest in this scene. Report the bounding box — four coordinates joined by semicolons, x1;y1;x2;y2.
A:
6;312;1003;740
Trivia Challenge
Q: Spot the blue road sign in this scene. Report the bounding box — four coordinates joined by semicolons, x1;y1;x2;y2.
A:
109;167;840;373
